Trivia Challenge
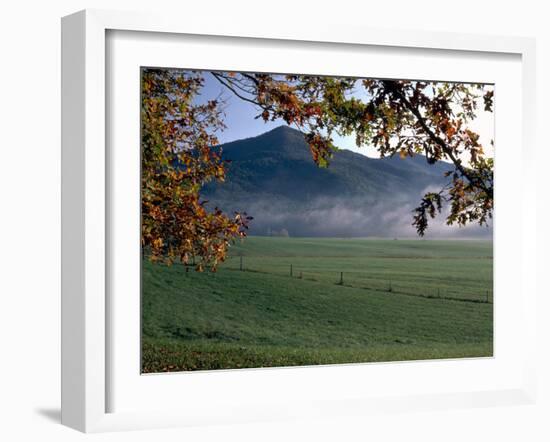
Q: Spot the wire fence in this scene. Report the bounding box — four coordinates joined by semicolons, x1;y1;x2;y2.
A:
223;256;493;304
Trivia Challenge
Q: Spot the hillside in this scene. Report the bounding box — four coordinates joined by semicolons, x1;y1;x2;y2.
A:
202;126;491;238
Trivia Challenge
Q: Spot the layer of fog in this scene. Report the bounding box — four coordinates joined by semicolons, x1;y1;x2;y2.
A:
229;194;492;239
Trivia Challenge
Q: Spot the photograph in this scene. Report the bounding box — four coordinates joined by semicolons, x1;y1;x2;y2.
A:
140;68;494;373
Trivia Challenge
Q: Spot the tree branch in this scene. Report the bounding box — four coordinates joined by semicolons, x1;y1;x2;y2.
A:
211;73;265;108
383;81;493;199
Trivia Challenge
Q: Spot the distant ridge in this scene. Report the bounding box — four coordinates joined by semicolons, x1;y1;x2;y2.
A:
202;126;491;238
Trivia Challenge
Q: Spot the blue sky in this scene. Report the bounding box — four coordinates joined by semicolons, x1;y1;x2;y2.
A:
195;71;494;160
197;72;291;143
196;72;378;155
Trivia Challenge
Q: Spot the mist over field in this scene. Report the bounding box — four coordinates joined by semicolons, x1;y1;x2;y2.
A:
240;196;492;239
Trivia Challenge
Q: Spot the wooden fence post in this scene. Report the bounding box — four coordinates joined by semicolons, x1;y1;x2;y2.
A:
290;264;293;277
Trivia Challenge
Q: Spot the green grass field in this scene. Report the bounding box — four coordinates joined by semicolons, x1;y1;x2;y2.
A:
142;237;493;373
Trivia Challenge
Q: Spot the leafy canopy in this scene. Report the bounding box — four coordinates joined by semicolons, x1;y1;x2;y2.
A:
141;69;251;271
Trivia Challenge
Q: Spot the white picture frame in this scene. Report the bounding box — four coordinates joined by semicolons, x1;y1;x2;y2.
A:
61;9;537;433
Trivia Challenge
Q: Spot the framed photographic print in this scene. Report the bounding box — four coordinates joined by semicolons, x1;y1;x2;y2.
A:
61;9;537;433
139;67;495;374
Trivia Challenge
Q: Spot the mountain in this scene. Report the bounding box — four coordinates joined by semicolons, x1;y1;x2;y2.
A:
202;126;491;238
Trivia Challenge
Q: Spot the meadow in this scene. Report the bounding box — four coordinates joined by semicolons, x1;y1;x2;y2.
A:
142;237;493;373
